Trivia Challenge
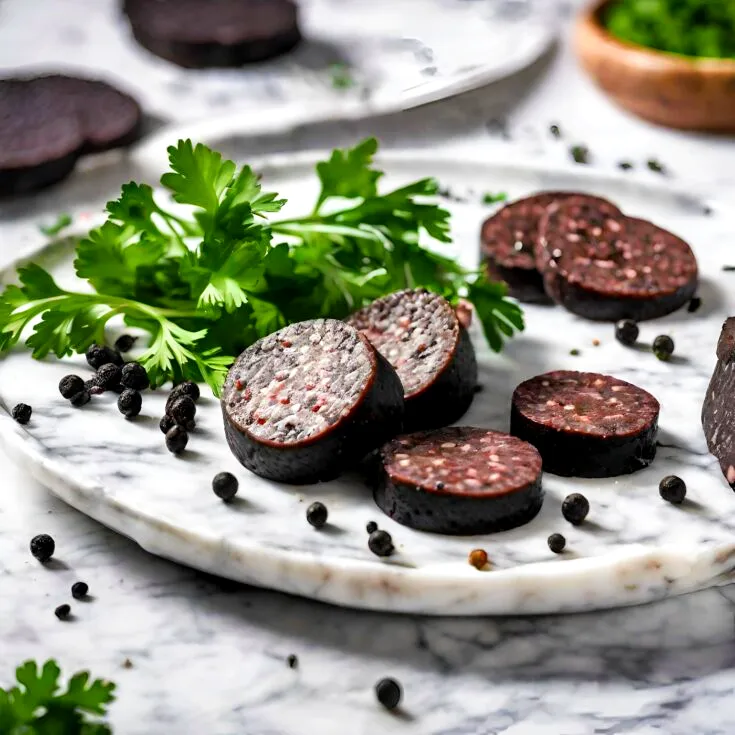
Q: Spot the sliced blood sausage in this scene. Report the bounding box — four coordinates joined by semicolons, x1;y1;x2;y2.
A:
536;198;698;321
221;319;404;485
511;370;659;477
480;192;621;304
123;0;302;68
0;75;142;196
702;318;735;490
374;427;543;535
347;289;477;432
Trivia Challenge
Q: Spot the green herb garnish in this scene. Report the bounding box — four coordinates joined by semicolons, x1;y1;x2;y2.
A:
570;145;590;165
605;0;735;59
39;213;72;237
482;192;508;205
329;63;354;89
0;138;523;395
0;659;115;734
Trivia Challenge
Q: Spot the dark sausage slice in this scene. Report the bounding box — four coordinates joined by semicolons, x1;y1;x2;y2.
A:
221;319;404;485
348;289;477;432
511;370;659;477
123;0;301;68
480;192;621;304
375;427;543;535
702;318;735;490
537;198;698;321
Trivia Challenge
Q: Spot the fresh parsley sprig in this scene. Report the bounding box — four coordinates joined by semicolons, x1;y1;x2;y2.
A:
0;137;523;395
0;659;115;734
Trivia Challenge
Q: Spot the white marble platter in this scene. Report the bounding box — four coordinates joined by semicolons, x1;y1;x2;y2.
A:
1;149;735;616
0;0;556;137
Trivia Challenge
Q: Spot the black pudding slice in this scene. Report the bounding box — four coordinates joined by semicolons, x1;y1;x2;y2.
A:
221;319;404;485
348;289;477;432
375;427;543;535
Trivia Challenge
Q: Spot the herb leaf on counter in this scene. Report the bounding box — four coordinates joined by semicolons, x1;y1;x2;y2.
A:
0;138;523;395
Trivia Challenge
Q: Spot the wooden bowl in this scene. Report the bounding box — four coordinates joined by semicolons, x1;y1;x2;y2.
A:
575;0;735;132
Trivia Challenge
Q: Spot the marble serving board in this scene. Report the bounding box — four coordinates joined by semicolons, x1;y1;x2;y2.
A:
0;0;555;137
1;151;735;616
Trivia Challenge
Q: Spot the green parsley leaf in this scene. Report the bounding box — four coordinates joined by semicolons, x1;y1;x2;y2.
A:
39;213;72;237
315;137;381;208
482;191;507;205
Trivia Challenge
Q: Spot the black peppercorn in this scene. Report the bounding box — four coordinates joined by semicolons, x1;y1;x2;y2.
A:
71;581;89;599
287;654;298;669
368;530;394;557
618;161;634;171
159;415;176;434
120;362;149;391
366;521;378;534
165;425;188;455
166;381;200;412
687;297;702;313
653;335;675;362
96;363;122;391
114;334;137;352
213;472;239;502
306;501;328;529
70;390;91;407
562;493;589;525
55;604;71;621
185;419;196;432
118;389;142;418
169;395;196;425
59;375;85;399
549;123;561;138
12;403;32;424
84;379;104;396
86;343;122;369
375;678;402;710
615;319;639;346
659;475;686;504
548;533;566;554
30;533;55;562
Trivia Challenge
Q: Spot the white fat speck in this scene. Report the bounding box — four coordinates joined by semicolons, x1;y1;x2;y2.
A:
467;468;478;478
441;442;456;448
728;466;735;483
489;454;499;462
542;381;550;387
394;453;409;459
460;444;472;452
432;459;445;466
563;404;575;411
488;473;500;482
514;241;523;251
546;399;555;407
611;385;625;392
399;459;411;467
608;397;619;404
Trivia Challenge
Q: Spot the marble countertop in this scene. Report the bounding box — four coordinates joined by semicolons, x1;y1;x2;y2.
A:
3;3;735;733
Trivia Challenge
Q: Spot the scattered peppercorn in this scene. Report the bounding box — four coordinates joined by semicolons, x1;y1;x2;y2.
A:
114;334;137;352
30;533;55;562
547;533;566;554
549;123;562;138
85;343;122;369
287;654;298;669
213;472;239;502
118;389;142;418
169;395;196;425
659;475;687;504
185;419;196;432
70;390;91;407
687;297;702;313
54;604;71;621
159;415;176;434
647;158;666;174
166;381;200;411
723;265;735;272
306;501;328;529
84;378;104;396
570;144;589;164
468;548;489;570
96;363;122;391
120;362;150;391
59;374;85;399
618;161;634;170
375;678;402;710
653;334;675;361
615;319;639;346
368;529;395;557
435;481;445;490
71;581;89;599
366;521;378;534
473;384;484;393
562;493;590;525
165;425;188;455
12;403;32;424
122;658;134;669
569;348;580;356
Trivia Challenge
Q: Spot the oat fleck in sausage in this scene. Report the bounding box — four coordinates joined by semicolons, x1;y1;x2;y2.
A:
511;370;659;477
348;289;477;431
375;427;543;535
221;319;404;484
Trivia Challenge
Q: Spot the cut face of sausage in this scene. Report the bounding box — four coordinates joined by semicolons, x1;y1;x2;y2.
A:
511;370;659;477
702;318;735;490
537;198;698;321
222;319;404;484
375;427;543;535
480;192;621;304
123;0;302;68
348;289;477;431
